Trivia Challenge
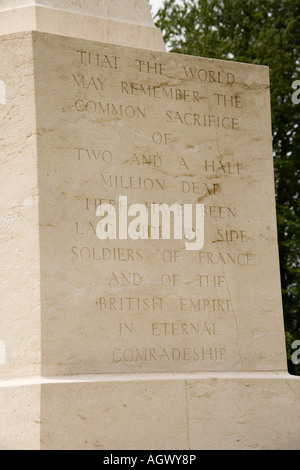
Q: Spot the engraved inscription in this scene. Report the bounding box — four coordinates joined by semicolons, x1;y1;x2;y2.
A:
151;322;217;336
204;160;244;174
41;40;272;374
109;272;143;286
71;246;143;262
135;60;167;75
76;148;113;163
182;66;235;84
165;110;239;129
97;297;164;312
77;51;120;69
73;74;106;91
98;174;165;191
180;298;233;312
121;81;202;103
124;153;162;168
112;347;226;363
74;100;146;118
215;94;242;108
198;251;254;265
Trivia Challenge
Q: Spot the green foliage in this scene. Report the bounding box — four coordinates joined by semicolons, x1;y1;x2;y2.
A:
156;0;300;374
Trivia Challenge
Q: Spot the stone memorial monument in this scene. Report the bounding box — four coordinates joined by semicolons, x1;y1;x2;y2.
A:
0;0;299;450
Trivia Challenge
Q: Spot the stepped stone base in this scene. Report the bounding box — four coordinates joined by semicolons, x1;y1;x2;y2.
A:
1;373;299;450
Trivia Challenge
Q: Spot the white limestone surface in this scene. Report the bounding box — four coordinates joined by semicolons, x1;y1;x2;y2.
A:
0;0;165;50
0;373;299;450
0;0;155;25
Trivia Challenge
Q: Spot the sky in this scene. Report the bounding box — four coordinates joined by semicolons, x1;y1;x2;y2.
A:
149;0;165;16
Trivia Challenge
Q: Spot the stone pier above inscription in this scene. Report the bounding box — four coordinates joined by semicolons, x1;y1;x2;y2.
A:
0;0;165;50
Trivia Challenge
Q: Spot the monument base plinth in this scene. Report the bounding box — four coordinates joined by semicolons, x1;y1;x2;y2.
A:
1;373;299;450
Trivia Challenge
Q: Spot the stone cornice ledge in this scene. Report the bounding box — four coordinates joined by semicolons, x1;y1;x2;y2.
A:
0;371;299;387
